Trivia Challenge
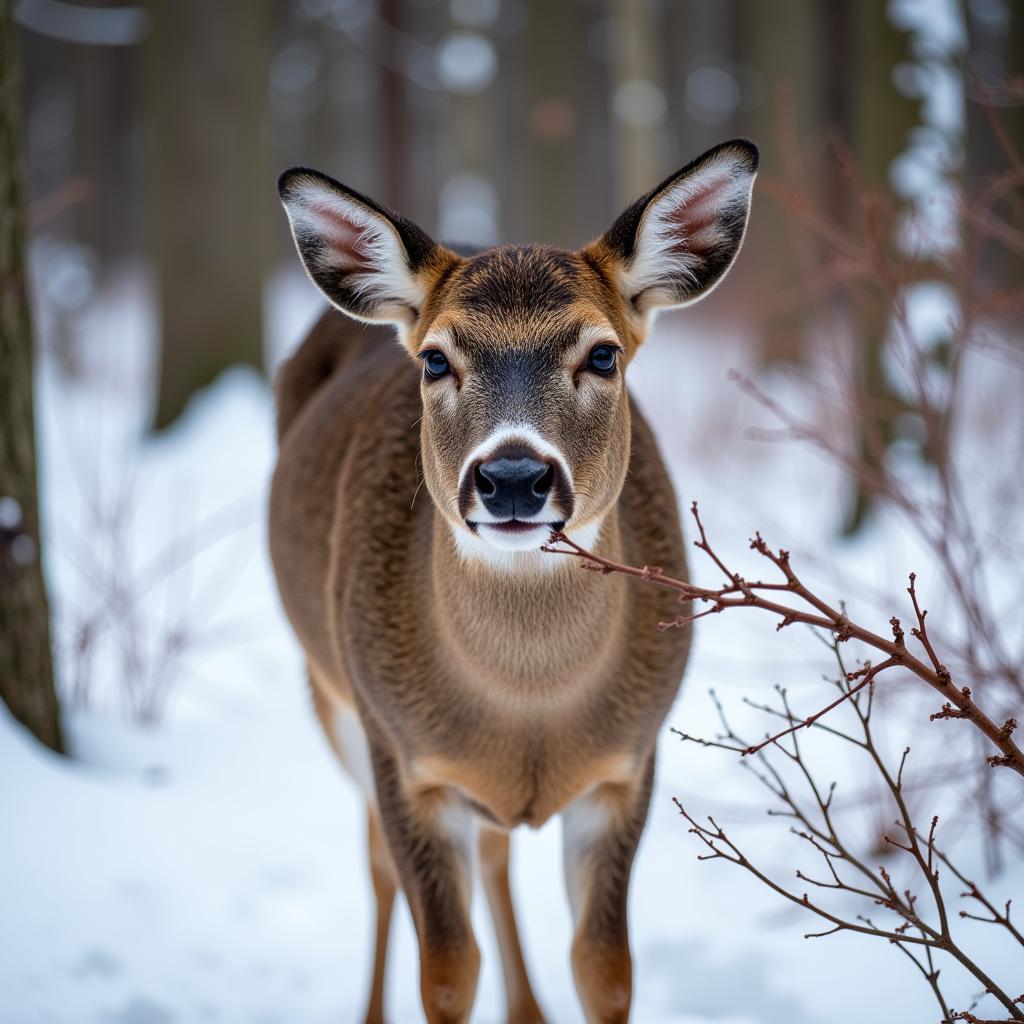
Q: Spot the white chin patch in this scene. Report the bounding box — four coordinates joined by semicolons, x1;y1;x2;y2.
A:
475;522;555;552
452;518;602;571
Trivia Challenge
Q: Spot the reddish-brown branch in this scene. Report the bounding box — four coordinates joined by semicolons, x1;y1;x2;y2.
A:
542;504;1024;778
672;673;1024;1022
740;656;898;754
947;1013;1022;1024
908;573;953;686
674;799;1024;1021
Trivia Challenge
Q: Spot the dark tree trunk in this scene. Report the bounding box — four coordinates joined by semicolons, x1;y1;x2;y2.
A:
377;0;409;214
0;0;62;752
609;0;666;212
838;0;918;536
737;0;821;363
148;0;269;431
963;0;1024;305
522;0;576;247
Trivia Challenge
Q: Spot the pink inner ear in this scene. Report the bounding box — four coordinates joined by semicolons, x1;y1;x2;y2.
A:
663;168;734;256
309;200;376;273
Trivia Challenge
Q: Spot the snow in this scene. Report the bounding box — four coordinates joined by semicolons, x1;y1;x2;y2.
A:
1;265;1021;1024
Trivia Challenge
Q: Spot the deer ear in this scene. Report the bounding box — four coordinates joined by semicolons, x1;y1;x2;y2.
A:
588;139;758;319
278;167;453;336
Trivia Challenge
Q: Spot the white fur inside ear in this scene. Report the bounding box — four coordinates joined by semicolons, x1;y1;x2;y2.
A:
282;178;426;321
621;152;754;315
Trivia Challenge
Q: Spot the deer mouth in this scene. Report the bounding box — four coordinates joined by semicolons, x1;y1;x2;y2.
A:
459;517;570;554
478;519;565;536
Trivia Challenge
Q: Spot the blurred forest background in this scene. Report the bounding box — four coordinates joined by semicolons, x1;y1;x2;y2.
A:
5;0;1024;760
6;0;1024;789
17;0;1022;436
3;2;1024;1021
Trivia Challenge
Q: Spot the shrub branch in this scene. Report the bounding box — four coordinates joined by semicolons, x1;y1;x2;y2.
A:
542;503;1024;777
669;655;1024;1022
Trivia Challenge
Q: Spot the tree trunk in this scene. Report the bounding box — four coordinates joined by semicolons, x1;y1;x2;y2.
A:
839;0;918;536
738;0;821;363
522;0;577;247
441;1;499;247
377;0;410;215
609;0;667;209
963;0;1024;304
148;0;269;431
0;0;62;752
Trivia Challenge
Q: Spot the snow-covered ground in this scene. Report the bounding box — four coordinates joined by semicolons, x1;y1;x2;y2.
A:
1;267;1020;1023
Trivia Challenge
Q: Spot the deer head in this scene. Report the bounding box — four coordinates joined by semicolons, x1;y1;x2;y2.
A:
278;139;757;562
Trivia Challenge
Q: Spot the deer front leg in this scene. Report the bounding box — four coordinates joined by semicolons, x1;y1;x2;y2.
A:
363;808;396;1024
479;826;547;1024
370;741;481;1024
561;757;655;1024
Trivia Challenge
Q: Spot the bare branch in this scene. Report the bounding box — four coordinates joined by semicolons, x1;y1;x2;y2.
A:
544;511;1024;778
671;681;1024;1021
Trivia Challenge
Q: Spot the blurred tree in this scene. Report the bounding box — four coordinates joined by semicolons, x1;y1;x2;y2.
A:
963;0;1024;309
838;1;918;535
0;0;62;752
738;0;820;364
739;1;918;536
378;0;411;214
403;0;443;232
610;0;667;207
521;0;577;246
578;3;615;236
71;1;140;270
148;0;269;431
663;0;736;165
441;0;498;247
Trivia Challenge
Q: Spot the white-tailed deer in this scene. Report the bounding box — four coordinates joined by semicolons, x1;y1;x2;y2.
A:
270;139;757;1023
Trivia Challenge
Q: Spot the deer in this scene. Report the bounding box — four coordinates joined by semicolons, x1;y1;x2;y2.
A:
269;138;758;1024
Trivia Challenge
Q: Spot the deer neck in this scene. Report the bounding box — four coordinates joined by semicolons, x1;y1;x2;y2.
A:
429;508;629;704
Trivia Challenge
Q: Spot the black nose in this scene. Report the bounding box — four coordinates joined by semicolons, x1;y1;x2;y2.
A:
475;457;554;520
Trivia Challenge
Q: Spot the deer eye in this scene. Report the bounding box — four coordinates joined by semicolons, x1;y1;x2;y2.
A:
422;350;450;379
586;344;619;376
